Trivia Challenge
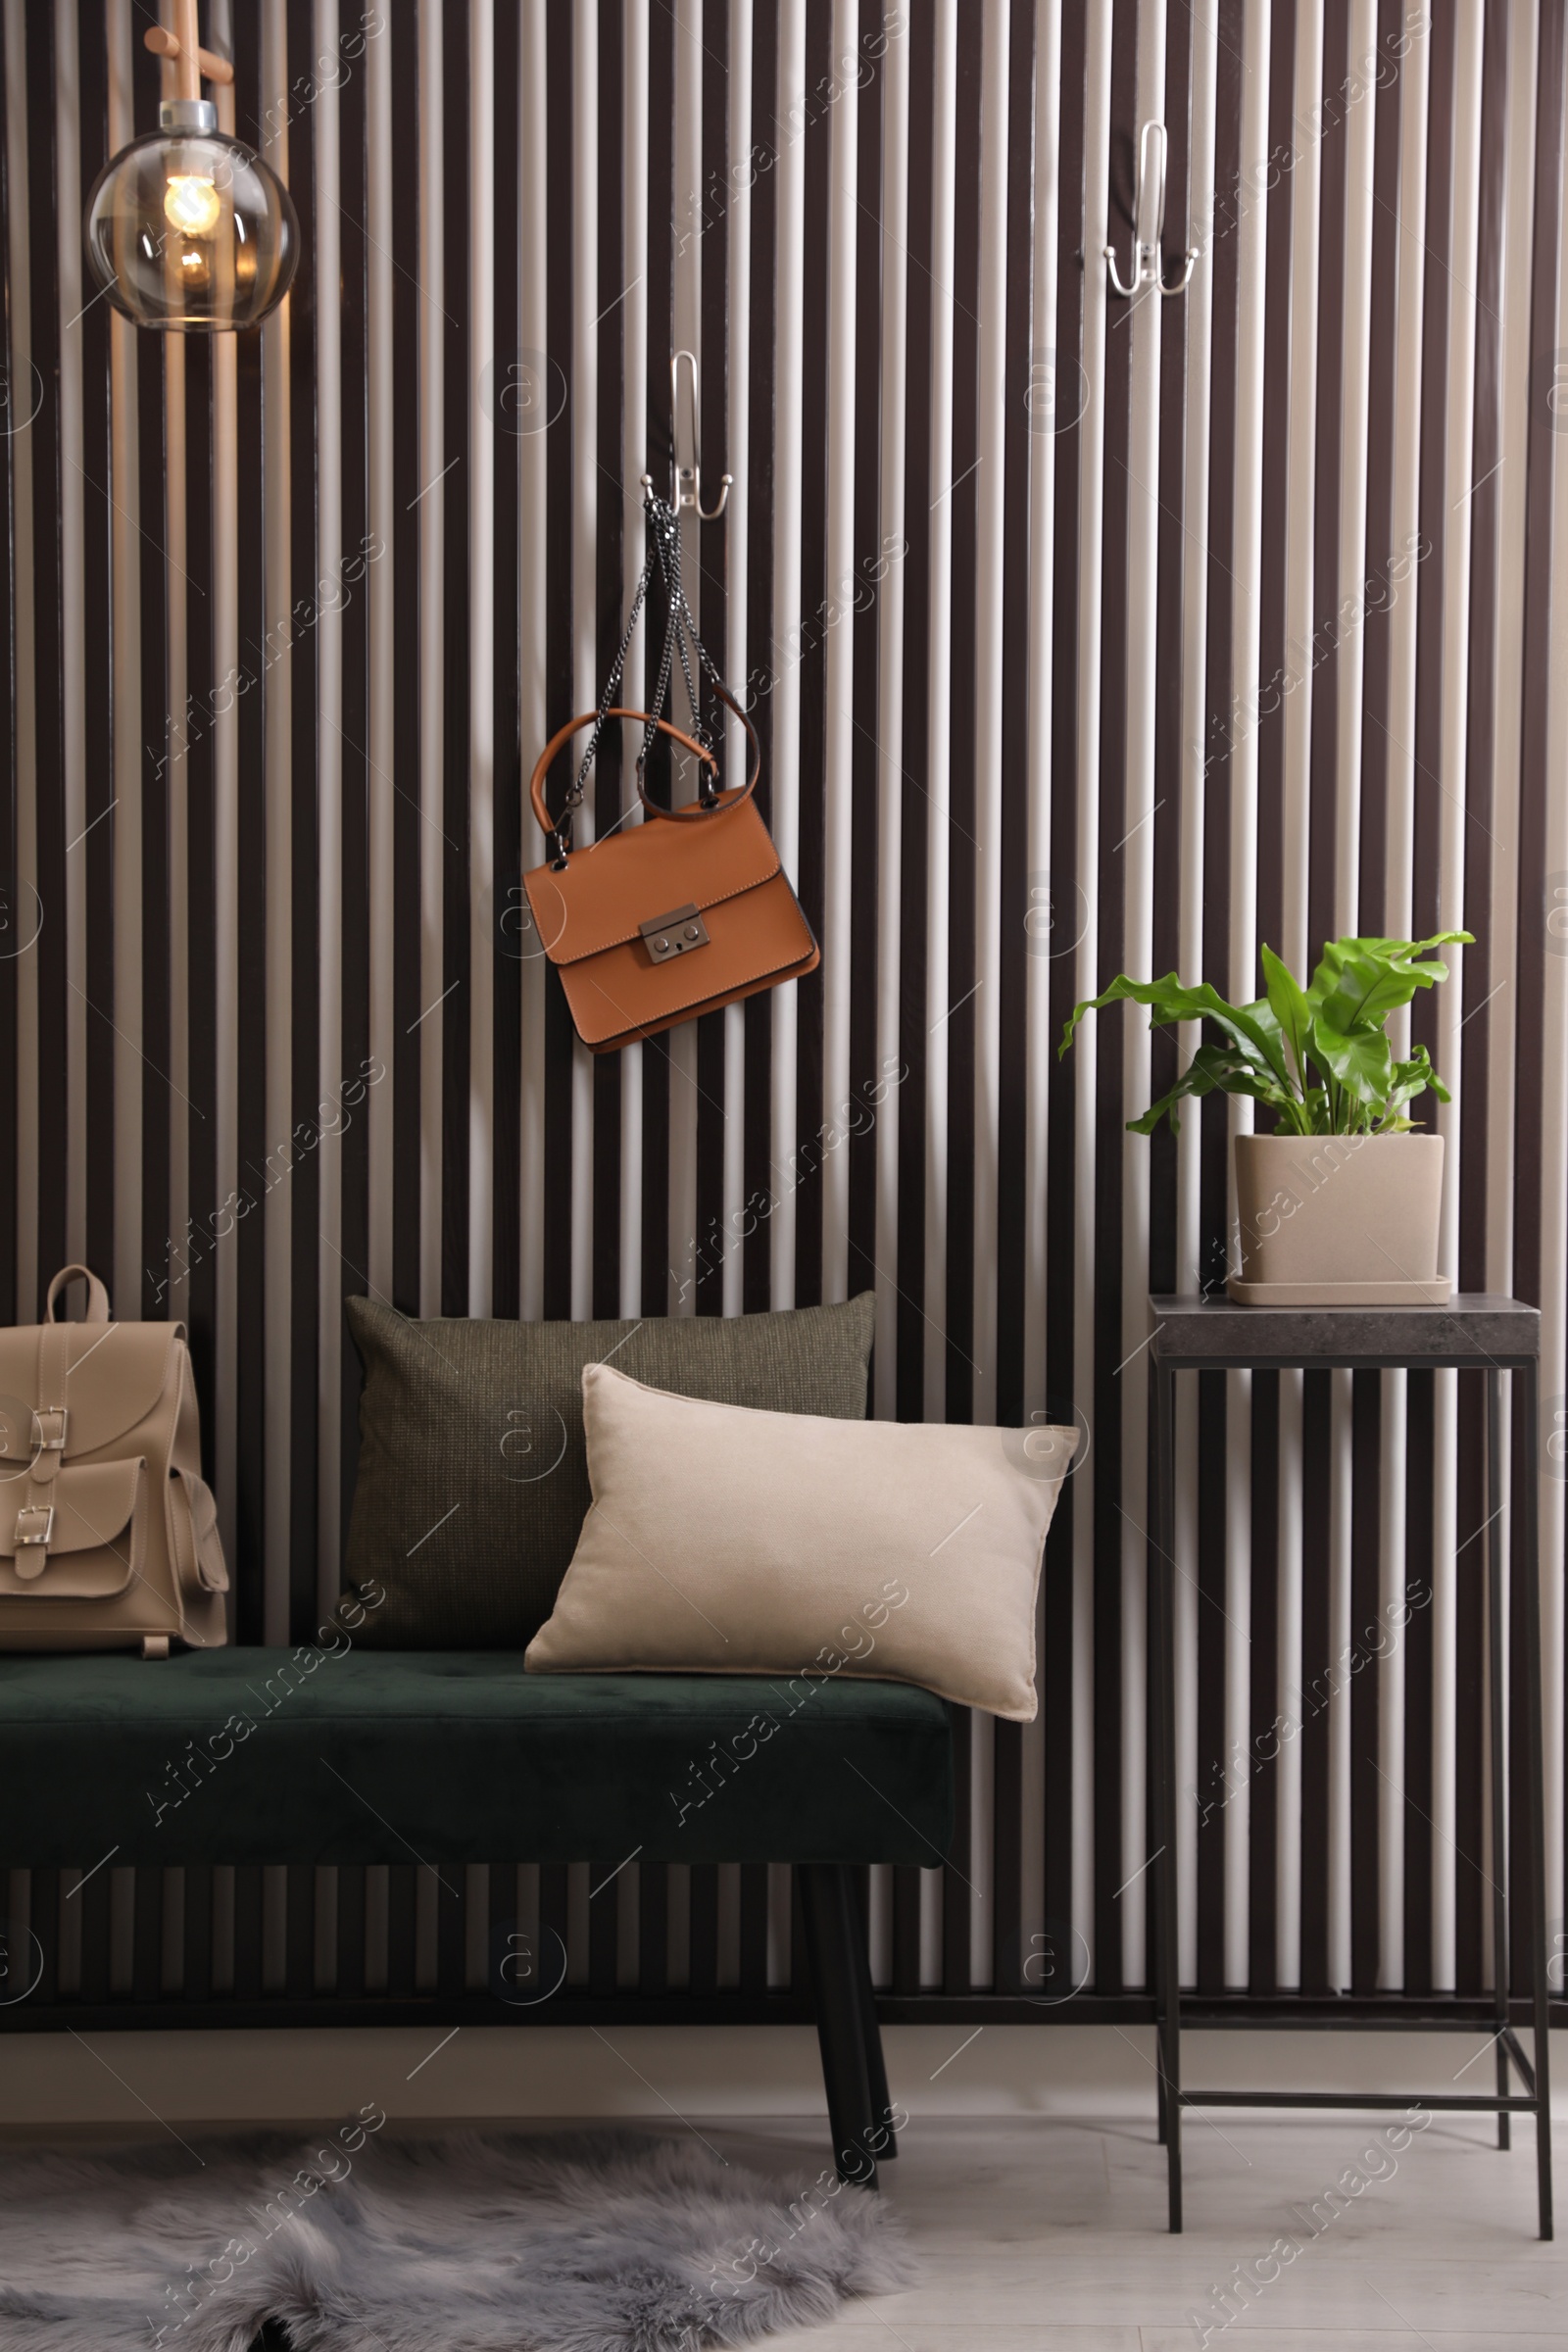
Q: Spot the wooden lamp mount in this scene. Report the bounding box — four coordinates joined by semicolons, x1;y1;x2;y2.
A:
143;1;234;100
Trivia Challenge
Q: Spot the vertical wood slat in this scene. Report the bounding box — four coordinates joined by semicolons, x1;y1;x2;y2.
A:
74;1;114;1286
1415;0;1470;1996
29;1868;59;2006
183;1865;213;2004
22;0;62;1317
334;0;371;1569
436;1865;466;1997
767;0;808;1316
281;0;318;1643
1007;0;1055;1994
686;9;728;1331
230;0;269;1642
717;0;752;1331
131;1867;162;2002
565;0;596;1332
588;1856;618;1995
232;1865;263;2002
1316;0;1363;2023
687;1864;717;1999
336;1863;367;2000
488;0;521;1321
183;330;217;1562
945;0;985;1979
441;0;471;1321
0;0;20;1338
386;1863;417;1999
1171;0;1221;1995
133;8;169;1332
208;10;240;1587
739;9;776;1327
467;0;497;1320
539;1861;569;1996
415;0;446;1322
486;1860;514;2001
871;0;909;1421
1363;0;1409;1999
285;1861;315;1998
389;0;423;1321
1482;1;1539;1993
894;0;934;1444
1042;0;1088;1984
590;0;624;1329
615;0;647;1329
1520;0;1568;1949
76;1861;111;2005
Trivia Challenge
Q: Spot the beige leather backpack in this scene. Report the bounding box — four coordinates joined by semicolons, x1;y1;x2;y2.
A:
0;1264;228;1656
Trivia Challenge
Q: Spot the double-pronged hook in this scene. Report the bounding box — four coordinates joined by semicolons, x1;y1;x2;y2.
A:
1103;122;1199;300
658;348;733;520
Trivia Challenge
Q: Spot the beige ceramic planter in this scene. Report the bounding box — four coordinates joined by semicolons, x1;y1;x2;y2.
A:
1229;1131;1448;1305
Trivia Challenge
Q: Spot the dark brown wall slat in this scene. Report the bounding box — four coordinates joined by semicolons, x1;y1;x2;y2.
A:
440;0;470;1321
284;0;319;1645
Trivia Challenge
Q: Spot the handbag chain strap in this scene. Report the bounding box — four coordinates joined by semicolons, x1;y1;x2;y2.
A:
556;488;733;856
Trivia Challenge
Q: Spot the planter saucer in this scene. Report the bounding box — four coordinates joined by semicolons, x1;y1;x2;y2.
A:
1226;1275;1452;1307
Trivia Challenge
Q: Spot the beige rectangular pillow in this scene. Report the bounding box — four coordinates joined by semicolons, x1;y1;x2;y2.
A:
524;1365;1077;1721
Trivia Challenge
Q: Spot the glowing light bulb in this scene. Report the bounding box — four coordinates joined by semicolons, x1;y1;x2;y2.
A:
164;173;220;237
86;112;298;330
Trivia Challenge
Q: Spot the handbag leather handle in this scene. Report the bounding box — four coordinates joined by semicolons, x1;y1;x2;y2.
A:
44;1264;111;1324
529;690;761;846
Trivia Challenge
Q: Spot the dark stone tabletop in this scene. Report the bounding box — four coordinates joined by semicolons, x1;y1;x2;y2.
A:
1148;1293;1540;1367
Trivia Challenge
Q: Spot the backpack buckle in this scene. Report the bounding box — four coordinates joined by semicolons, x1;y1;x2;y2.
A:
32;1408;68;1454
12;1504;54;1569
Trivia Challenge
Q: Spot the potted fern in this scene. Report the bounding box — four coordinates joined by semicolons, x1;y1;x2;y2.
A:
1059;932;1472;1303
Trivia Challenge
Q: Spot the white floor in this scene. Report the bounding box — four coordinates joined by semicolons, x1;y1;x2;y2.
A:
706;2110;1568;2352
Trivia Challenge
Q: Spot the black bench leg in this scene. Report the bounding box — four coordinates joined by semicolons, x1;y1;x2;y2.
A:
846;1866;897;2159
799;1862;879;2188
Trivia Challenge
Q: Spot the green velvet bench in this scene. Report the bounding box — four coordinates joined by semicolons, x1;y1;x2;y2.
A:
0;1648;954;2187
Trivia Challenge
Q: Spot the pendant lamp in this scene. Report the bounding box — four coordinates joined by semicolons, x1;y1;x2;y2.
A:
83;1;299;332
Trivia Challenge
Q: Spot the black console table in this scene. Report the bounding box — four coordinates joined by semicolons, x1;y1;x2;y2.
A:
1148;1294;1553;2238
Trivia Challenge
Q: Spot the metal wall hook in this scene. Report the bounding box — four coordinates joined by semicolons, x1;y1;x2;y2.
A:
1103;121;1200;300
665;349;733;520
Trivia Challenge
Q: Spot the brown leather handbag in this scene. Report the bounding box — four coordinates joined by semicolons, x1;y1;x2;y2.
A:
522;494;818;1054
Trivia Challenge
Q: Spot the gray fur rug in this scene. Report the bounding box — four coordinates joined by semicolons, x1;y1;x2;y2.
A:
0;2127;914;2351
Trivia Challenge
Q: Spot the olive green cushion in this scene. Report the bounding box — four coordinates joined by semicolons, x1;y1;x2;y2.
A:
0;1650;953;1869
343;1295;876;1648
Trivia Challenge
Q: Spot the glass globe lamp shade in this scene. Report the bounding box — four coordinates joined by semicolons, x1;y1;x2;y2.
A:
84;101;298;332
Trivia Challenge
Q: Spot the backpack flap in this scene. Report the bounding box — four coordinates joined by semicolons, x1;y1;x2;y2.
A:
0;1457;147;1599
0;1321;182;1462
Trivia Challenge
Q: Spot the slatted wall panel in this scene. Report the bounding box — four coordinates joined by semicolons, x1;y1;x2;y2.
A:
2;0;1567;2022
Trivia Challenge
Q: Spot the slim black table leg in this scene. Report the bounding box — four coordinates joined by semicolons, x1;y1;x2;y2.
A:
1515;1358;1553;2238
1150;1350;1182;2230
1488;1372;1511;2150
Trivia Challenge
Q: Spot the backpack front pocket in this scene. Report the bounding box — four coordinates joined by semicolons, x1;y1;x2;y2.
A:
0;1458;146;1599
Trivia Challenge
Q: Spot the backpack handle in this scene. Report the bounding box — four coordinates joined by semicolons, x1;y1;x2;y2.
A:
44;1265;111;1324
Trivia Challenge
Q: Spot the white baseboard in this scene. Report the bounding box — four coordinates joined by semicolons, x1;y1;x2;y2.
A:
1;2024;1560;2130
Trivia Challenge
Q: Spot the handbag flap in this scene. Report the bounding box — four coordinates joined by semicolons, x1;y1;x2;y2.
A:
0;1321;180;1458
0;1457;143;1569
523;795;782;967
